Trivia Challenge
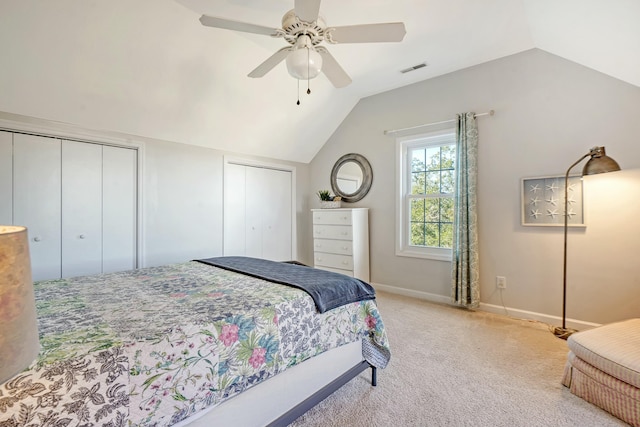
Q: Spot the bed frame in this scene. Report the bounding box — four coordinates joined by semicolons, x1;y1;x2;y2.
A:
177;340;376;426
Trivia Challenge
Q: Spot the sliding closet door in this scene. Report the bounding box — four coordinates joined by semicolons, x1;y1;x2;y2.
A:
103;145;137;273
0;132;12;225
223;162;293;261
260;168;292;261
244;166;265;259
61;141;103;277
13;134;62;281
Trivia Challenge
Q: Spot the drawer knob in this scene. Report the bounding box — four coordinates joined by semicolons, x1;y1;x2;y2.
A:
342;246;349;250
342;261;348;265
341;232;348;235
79;234;86;239
33;236;41;242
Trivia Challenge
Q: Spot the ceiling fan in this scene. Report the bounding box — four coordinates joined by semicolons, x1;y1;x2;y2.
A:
199;0;406;89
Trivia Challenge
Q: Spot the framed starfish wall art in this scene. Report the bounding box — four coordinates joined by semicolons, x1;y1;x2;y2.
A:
521;175;585;227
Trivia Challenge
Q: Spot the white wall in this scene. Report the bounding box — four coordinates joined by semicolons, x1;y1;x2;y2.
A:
0;0;356;163
142;140;223;266
309;49;640;326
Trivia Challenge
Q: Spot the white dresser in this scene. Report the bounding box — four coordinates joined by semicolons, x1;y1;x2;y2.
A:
311;208;369;281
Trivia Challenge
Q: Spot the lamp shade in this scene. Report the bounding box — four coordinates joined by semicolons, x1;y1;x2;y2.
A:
583;146;621;176
286;35;323;80
0;225;39;383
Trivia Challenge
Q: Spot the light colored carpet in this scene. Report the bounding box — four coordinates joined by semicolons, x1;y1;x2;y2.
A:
289;291;627;427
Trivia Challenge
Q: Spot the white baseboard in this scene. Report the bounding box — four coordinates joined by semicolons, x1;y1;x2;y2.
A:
372;282;451;305
371;282;601;331
479;302;601;331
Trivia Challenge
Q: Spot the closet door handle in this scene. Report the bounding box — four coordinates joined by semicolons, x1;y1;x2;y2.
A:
79;234;86;239
33;236;41;242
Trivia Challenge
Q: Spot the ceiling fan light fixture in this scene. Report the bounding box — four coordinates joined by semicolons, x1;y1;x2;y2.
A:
286;44;323;80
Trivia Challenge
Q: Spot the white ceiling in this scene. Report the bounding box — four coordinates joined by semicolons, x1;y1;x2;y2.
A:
1;0;638;163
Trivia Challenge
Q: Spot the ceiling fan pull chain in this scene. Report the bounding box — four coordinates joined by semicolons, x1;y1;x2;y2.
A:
297;78;301;105
307;47;312;95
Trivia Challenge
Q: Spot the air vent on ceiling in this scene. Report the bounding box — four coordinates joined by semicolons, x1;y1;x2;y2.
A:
400;63;427;74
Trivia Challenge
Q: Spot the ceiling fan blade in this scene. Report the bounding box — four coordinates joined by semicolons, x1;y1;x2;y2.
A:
199;15;278;36
294;0;321;23
327;22;406;43
248;47;292;78
316;48;351;88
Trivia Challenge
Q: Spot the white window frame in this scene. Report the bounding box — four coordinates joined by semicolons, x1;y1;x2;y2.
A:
395;128;456;261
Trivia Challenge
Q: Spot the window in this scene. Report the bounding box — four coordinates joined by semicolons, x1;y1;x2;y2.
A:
396;129;456;261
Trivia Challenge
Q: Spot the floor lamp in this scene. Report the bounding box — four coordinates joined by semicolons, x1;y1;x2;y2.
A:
552;146;621;340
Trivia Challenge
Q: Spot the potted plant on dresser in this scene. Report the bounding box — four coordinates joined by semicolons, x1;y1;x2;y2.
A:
317;190;341;209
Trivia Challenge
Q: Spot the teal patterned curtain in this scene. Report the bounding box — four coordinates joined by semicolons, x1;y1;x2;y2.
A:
451;112;480;308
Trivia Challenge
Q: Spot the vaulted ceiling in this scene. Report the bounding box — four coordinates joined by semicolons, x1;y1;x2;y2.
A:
1;0;638;163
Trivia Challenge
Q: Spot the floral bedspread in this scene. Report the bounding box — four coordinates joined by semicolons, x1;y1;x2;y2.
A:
0;261;389;427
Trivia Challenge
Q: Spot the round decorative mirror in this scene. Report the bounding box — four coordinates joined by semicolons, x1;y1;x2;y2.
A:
330;153;373;203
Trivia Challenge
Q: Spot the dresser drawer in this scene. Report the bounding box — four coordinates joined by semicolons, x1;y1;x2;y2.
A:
314;252;354;271
312;210;352;225
313;225;352;240
315;265;354;277
313;238;353;255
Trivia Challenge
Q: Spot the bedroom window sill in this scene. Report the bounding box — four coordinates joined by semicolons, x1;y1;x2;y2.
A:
395;247;452;262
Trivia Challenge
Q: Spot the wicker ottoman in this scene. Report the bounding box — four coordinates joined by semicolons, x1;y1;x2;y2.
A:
562;318;640;426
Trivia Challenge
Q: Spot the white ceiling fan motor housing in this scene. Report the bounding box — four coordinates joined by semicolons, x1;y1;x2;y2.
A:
281;9;326;45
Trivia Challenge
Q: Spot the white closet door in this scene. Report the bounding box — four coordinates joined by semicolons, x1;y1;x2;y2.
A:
0;132;12;225
103;145;137;273
223;163;247;256
62;141;103;278
13;134;62;281
244;166;264;258
261;168;292;261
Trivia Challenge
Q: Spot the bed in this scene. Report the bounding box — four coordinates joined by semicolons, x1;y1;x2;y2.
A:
0;256;390;426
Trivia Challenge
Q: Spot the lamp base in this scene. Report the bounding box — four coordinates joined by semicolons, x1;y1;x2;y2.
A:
552;326;578;340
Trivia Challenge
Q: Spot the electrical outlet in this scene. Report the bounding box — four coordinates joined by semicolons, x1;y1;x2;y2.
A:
496;276;507;289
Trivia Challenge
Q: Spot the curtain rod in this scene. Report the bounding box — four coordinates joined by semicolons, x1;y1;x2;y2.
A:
383;110;495;135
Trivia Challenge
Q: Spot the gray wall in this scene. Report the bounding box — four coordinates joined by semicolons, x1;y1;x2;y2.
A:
309;48;640;326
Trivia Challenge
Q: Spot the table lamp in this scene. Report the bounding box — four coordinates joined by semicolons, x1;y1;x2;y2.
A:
0;225;40;382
